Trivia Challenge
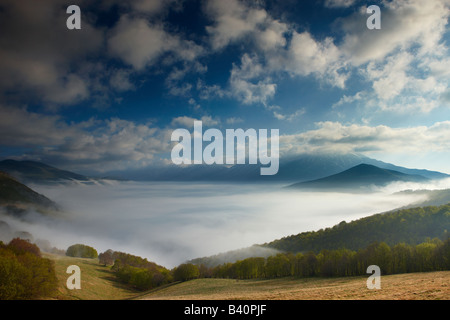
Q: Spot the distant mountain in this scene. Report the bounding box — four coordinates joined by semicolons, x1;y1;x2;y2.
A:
188;245;281;268
0;159;90;184
3;154;447;184
0;171;58;217
288;164;429;191
104;153;448;182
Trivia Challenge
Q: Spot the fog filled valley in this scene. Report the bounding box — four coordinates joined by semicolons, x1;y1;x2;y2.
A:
2;177;450;269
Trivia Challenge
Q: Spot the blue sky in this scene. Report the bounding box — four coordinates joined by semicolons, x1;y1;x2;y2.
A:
0;0;449;174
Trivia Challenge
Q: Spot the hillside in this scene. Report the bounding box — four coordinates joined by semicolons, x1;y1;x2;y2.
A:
0;171;58;216
45;254;140;300
0;159;90;184
288;164;429;191
43;252;450;300
139;271;450;300
264;203;450;254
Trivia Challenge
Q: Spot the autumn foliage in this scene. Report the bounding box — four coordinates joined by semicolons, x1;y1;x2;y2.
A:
0;238;57;299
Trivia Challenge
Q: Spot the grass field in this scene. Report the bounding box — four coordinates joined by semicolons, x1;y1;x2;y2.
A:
46;253;450;300
46;253;139;300
140;272;450;300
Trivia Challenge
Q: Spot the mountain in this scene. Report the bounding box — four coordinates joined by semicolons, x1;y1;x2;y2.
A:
0;159;90;184
0;171;58;217
104;153;448;182
288;163;429;191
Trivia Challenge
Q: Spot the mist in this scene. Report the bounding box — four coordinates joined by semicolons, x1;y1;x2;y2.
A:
2;178;449;268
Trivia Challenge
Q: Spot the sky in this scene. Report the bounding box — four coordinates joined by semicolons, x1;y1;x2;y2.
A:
0;0;449;175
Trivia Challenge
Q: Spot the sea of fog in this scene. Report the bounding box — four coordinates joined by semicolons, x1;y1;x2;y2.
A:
3;179;450;268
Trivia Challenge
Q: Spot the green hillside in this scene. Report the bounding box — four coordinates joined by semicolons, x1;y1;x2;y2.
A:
264;203;450;253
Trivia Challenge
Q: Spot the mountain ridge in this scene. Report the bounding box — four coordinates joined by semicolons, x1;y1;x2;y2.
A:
288;163;430;191
0;159;90;184
0;171;59;217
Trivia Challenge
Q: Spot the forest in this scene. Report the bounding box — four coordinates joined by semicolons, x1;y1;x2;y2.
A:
209;238;450;279
264;204;450;253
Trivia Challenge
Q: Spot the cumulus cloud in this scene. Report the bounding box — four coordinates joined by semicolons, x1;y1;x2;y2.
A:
108;15;202;70
204;0;449;114
339;0;450;65
0;104;178;172
0;0;103;106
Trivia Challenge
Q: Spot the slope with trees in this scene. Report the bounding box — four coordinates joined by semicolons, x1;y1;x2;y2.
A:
264;204;450;254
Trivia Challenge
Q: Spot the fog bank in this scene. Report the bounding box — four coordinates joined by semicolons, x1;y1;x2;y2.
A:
4;179;448;268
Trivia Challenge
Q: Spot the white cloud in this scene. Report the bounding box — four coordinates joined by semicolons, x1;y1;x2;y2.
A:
226;117;244;125
205;0;269;50
324;0;358;8
273;108;306;121
280;121;450;156
171;115;220;128
108;16;170;70
340;0;450;65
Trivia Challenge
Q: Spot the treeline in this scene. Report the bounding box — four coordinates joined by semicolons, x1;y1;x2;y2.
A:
0;238;57;299
210;238;450;279
99;238;450;291
265;204;450;253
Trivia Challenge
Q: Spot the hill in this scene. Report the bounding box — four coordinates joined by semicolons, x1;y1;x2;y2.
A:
288;164;429;191
0;159;90;184
0;171;58;216
263;203;450;254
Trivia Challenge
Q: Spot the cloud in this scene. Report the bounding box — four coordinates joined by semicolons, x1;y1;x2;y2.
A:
108;16;172;70
171;115;220;128
339;0;450;65
273;108;306;121
0;104;179;172
0;0;103;106
324;0;358;8
280;121;450;156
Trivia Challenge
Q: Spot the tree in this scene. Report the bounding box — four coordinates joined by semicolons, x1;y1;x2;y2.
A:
0;239;57;299
98;249;115;266
66;244;98;258
173;263;199;282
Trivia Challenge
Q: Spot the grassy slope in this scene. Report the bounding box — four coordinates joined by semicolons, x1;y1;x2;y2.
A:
140;272;450;300
47;253;450;300
45;253;139;300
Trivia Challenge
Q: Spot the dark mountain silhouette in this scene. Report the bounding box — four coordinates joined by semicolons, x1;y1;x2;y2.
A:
0;159;89;184
288;164;429;191
0;171;58;217
104;153;448;182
